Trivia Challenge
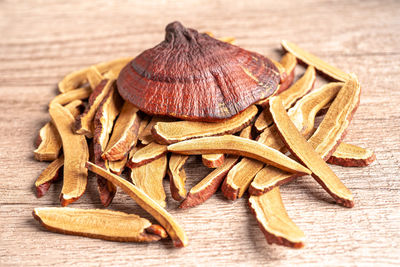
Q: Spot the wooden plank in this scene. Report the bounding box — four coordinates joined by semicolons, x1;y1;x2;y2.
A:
0;0;399;266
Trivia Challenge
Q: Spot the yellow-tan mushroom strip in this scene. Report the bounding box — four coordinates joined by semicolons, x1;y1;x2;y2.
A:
49;103;89;206
86;162;188;248
281;40;352;82
167;135;311;175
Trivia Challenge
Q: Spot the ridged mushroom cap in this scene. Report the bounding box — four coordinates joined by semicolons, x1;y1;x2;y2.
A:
117;21;280;121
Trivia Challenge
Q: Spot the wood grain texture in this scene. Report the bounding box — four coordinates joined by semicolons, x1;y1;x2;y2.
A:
1;0;399;266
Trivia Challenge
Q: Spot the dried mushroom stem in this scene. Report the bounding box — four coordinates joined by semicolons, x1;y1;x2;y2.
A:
249;83;345;196
168;154;189;201
58;57;132;93
130;155;168;208
49;87;91;107
249;188;305;248
93;85;123;207
128;142;168;168
34;100;82;161
269;95;355;207
35;155;64;198
49;103;89;206
33;207;167;242
180;156;239;209
74;79;114;137
103;102;140;161
152;105;258;144
281;40;352;82
86;162;188;247
167;135;311;175
328;143;376;167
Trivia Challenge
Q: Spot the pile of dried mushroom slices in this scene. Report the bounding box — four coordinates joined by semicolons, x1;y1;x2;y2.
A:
32;37;375;249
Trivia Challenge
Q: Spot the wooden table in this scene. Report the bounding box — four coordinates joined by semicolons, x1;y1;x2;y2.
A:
1;1;399;266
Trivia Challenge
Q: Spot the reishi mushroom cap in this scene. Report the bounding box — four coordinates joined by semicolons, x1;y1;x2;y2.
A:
117;21;280;122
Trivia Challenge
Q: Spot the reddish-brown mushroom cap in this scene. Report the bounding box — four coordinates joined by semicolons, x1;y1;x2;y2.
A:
117;21;280;122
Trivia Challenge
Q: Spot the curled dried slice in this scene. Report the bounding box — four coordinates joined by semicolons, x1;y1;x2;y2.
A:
180;156;239;209
168;135;310;175
93;85;123;206
86;162;188;247
278;53;297;92
202;154;225;168
139;116;172;145
254;66;316;132
152;105;258;144
109;155;128;175
249;84;345;196
327;143;376;167
249;188;305;248
288;82;343;135
58;57;132;93
131;155;168;207
34;100;82;161
86;66;103;89
222;126;284;200
49;87;91;106
33;207;166;242
75;79;113;137
168;154;189;201
308;77;361;161
270;94;356;208
102;102;140;161
35;155;64;198
281;40;352;82
49;104;89;206
219;37;235;44
127;142;168;168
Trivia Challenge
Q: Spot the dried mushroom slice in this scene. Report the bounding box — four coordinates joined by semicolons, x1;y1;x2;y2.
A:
108;155;128;175
127;142;168;168
168;154;189;201
138;116;173;145
249;188;305;248
281;40;352;82
308;77;361;161
86;162;188;247
201;154;225;168
167;135;310;175
277;53;297;93
58;57;132;93
49;87;91;107
86;66;103;89
152;105;257;144
93;85;123;207
328;143;376;167
130;155;168;208
249;83;345;196
35;155;64;198
33;207;166;242
288;82;343;135
254;66;316;132
103;102;140;161
49;104;89;206
34;100;82;161
221;126;285;200
269;95;354;208
75;79;114;137
117;22;280;121
180;156;239;209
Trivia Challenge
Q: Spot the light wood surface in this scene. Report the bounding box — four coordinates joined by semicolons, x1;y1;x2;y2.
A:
1;0;399;266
